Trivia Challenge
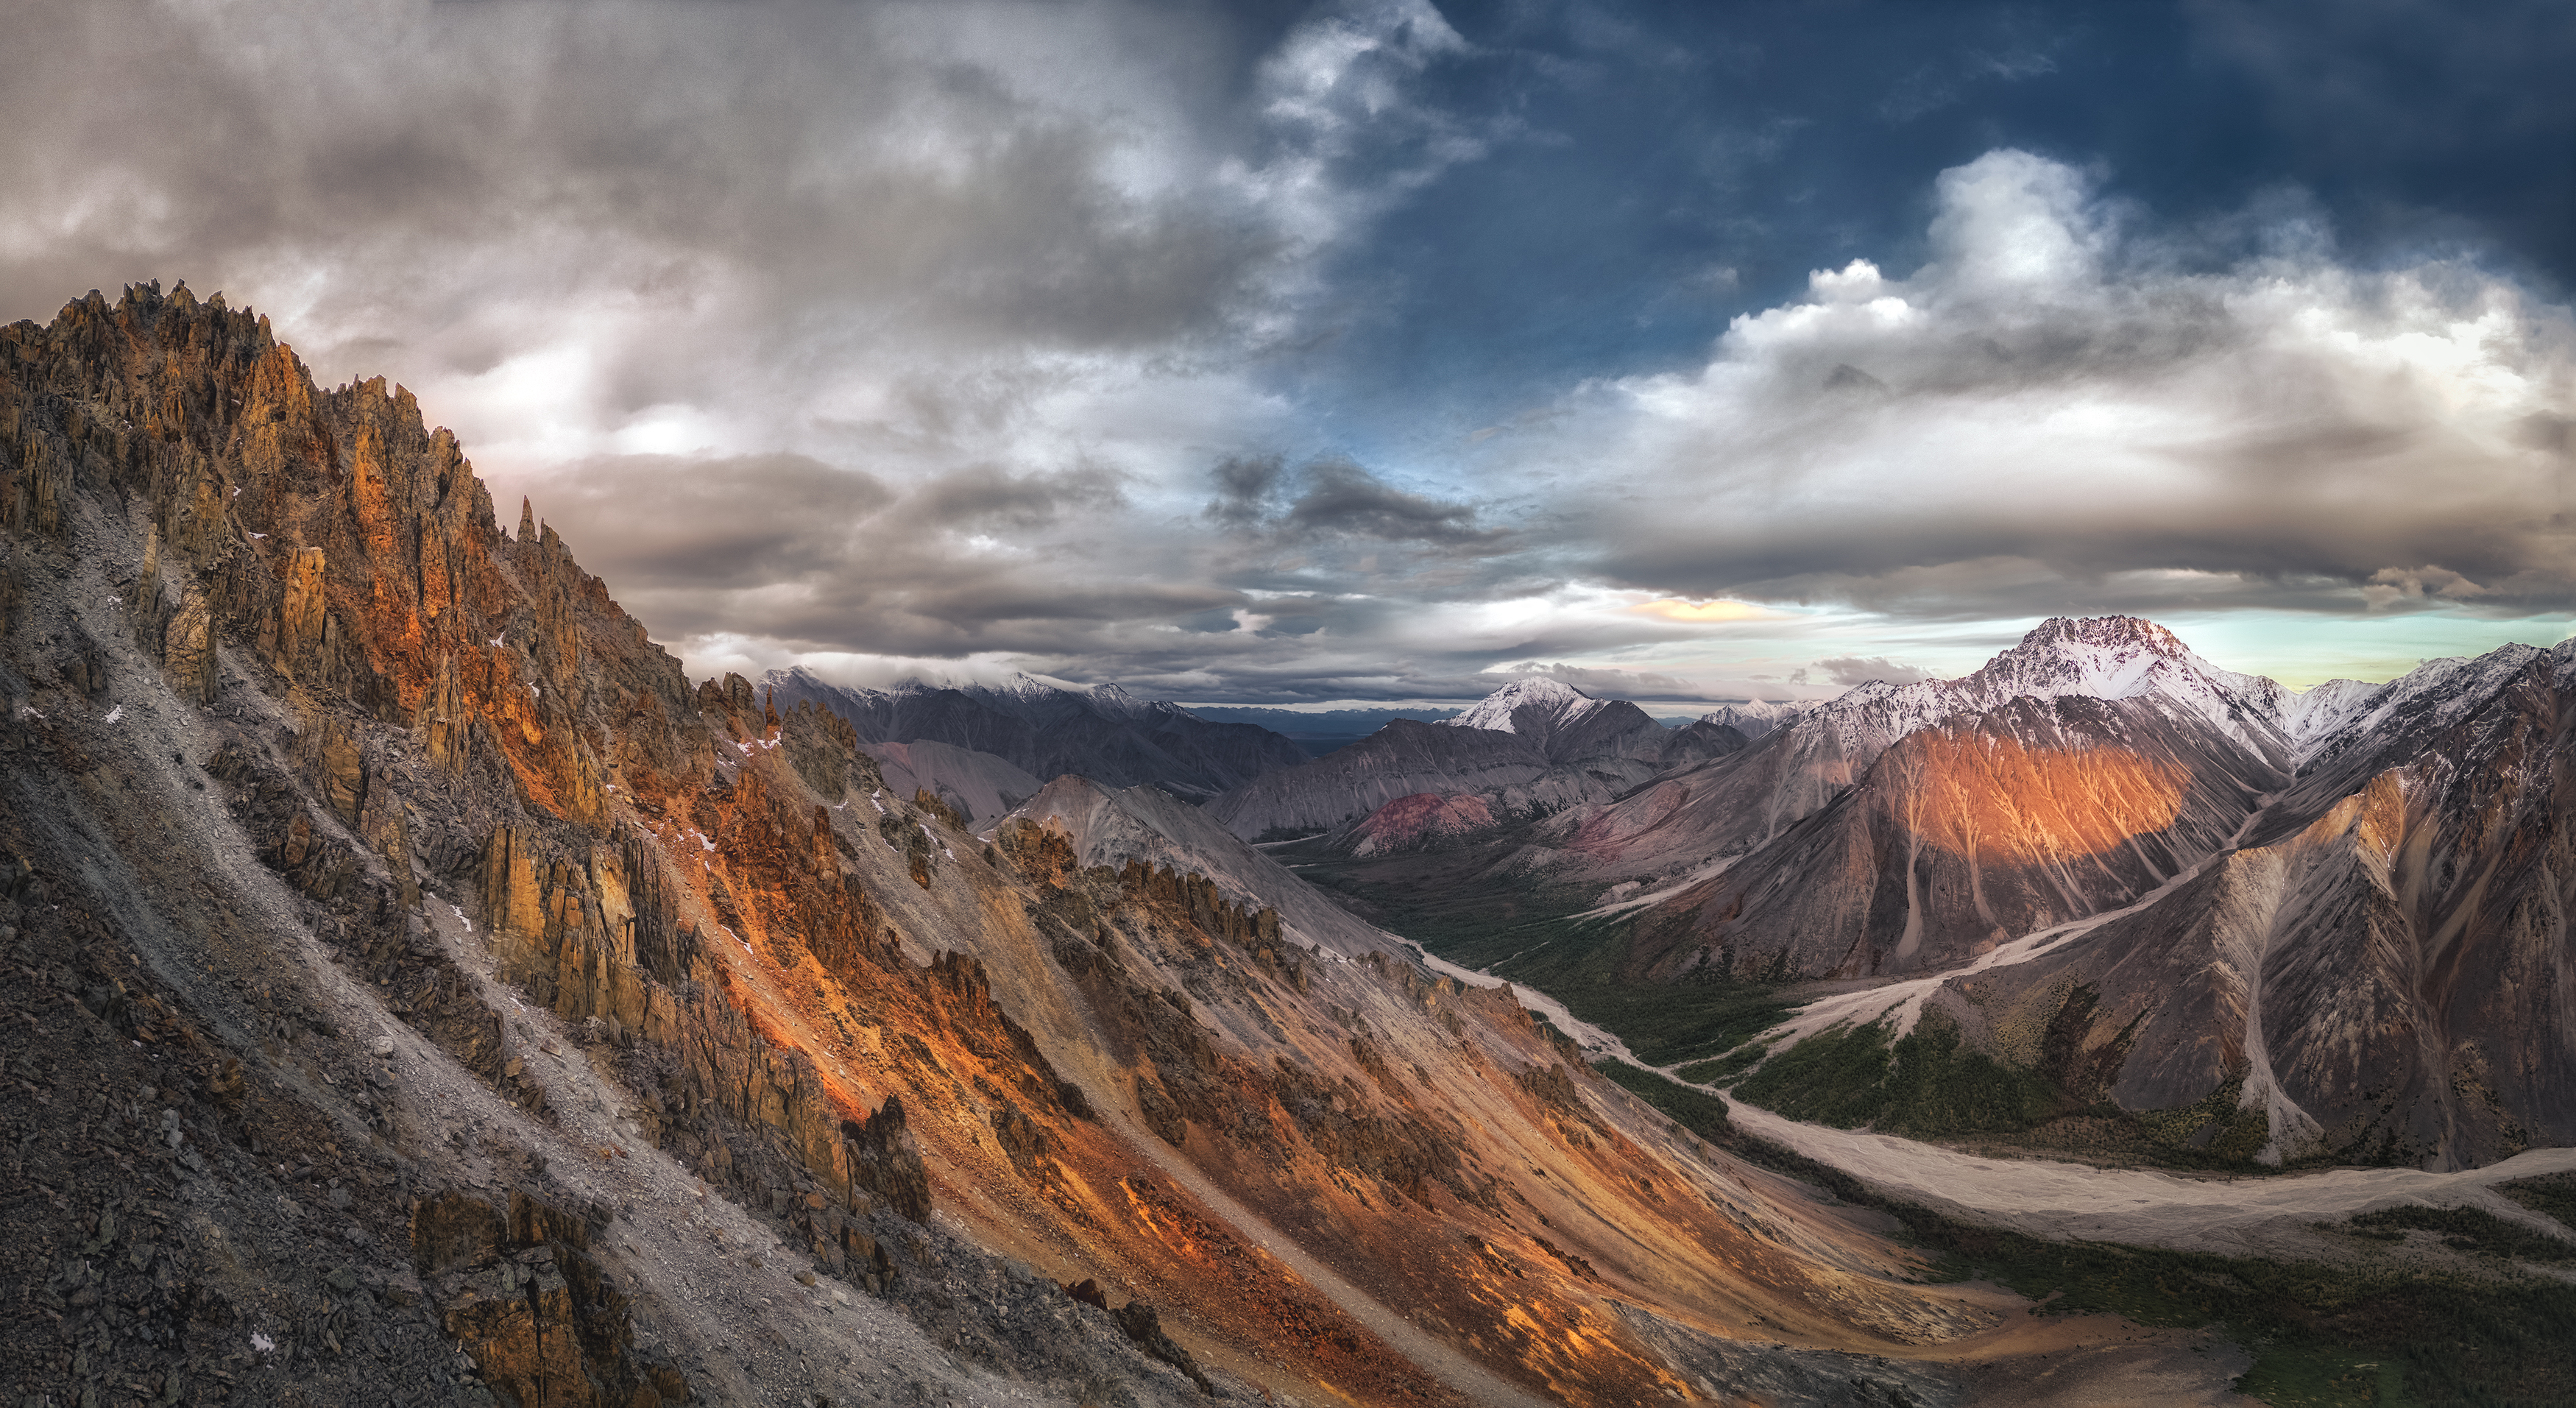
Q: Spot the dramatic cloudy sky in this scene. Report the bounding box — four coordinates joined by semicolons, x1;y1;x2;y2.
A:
7;0;2573;704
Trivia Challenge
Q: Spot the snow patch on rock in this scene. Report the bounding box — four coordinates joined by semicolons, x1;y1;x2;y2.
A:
1440;676;1599;736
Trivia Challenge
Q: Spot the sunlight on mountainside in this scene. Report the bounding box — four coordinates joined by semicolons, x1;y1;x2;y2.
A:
1878;728;2188;863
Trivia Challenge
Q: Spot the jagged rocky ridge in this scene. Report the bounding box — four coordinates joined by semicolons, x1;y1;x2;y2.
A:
0;282;2140;1406
1695;701;1805;741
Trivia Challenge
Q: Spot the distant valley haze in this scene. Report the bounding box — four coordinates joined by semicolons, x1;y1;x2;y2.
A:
5;0;2569;700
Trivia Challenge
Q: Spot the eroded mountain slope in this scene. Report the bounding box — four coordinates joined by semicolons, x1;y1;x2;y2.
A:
0;283;2094;1405
1857;643;2576;1168
1634;690;2286;980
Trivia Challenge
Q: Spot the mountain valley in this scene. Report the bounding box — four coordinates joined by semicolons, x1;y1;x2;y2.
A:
6;281;2576;1408
0;283;2298;1408
1267;617;2576;1181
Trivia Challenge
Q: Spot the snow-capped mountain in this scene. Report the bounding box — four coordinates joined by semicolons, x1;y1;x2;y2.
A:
1699;700;1805;739
1963;616;2282;712
1435;675;1692;763
2281;676;2383;754
1853;632;2576;1170
1439;676;1604;737
1787;615;2293;767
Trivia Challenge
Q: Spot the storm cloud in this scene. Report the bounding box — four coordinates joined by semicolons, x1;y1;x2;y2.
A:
1542;149;2576;628
8;1;2571;701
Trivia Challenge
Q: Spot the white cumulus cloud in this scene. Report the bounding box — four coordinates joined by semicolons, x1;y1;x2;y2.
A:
1535;149;2576;626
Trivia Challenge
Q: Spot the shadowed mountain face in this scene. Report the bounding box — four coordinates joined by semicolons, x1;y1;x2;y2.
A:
856;737;1042;829
765;665;1307;803
1211;718;1582;841
1209;689;1747;845
0;284;2100;1406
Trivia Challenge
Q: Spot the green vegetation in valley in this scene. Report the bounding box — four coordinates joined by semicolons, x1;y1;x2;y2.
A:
1724;1012;2296;1170
2128;1075;2275;1164
1498;938;1794;1069
1590;1058;1733;1144
1253;826;1329;843
2346;1203;2576;1264
1728;1008;2060;1136
1675;1039;1769;1087
1921;1212;2576;1406
1596;1097;2576;1407
1284;838;1794;1066
2496;1171;2576;1233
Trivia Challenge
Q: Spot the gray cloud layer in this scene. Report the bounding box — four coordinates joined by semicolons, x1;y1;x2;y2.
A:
7;4;2569;701
1535;152;2576;623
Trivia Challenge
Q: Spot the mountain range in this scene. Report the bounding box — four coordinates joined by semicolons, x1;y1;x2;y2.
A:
762;665;1309;814
1177;705;1468;759
1209;677;1747;844
1;283;2206;1407
1266;615;2576;1172
10;281;2572;1407
930;623;2576;1174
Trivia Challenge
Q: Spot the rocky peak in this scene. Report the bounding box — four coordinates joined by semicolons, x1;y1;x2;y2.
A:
1440;676;1596;736
1082;680;1163;722
2021;613;2188;653
1972;616;2195;698
1950;615;2288;744
1699;700;1806;740
1774;615;2291;764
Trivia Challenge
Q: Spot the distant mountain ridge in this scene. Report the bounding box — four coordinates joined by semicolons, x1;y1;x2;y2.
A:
1183;704;1465;734
1696;700;1806;739
764;665;1308;802
857;739;1042;829
1210;679;1747;843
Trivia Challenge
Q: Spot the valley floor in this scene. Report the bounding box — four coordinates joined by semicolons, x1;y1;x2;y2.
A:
1397;927;2576;1404
1714;1092;2576;1257
1399;922;2576;1260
